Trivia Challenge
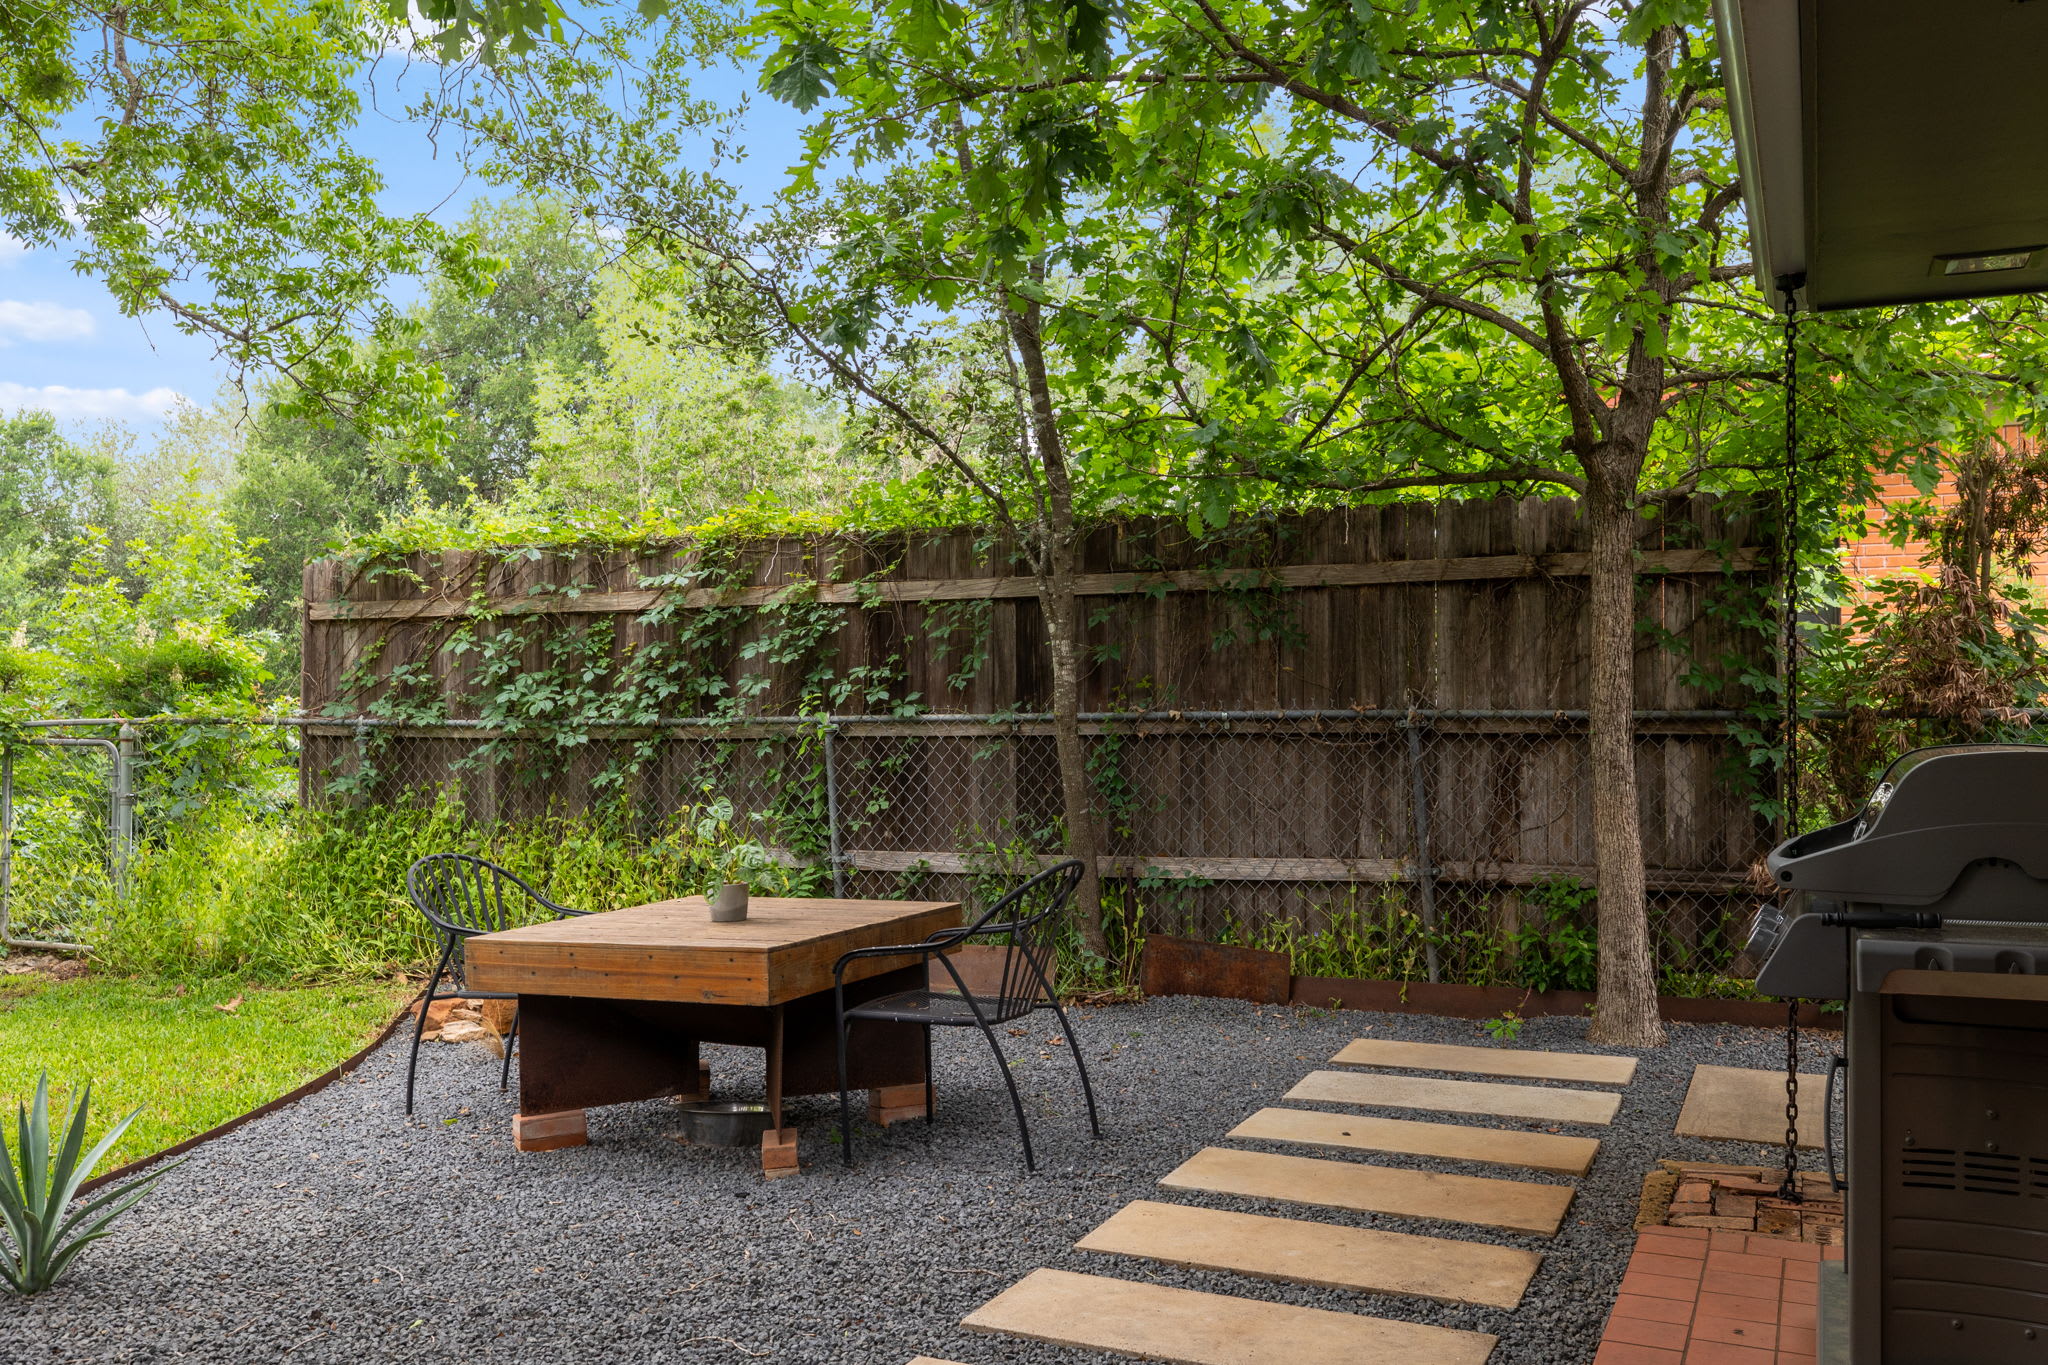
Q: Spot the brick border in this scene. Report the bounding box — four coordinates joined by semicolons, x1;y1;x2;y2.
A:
1597;1225;1842;1364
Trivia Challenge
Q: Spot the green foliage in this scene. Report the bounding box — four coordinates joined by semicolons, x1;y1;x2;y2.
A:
685;794;781;894
1238;895;1507;987
0;1073;172;1294
87;795;827;982
0;414;115;625
3;0;480;439
1481;1011;1524;1044
1508;878;1600;994
516;265;851;526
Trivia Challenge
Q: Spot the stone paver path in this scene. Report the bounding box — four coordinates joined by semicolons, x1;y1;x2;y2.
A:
1161;1145;1576;1235
1289;1068;1624;1125
1079;1199;1541;1308
964;1267;1500;1365
1332;1038;1638;1086
945;1033;1639;1365
1229;1105;1601;1176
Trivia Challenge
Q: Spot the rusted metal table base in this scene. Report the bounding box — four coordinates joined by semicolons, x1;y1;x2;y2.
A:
511;964;929;1176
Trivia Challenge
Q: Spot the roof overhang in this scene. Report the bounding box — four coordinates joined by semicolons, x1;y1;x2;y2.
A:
1714;0;2048;312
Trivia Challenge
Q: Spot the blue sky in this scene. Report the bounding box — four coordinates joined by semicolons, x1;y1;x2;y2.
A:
0;35;792;439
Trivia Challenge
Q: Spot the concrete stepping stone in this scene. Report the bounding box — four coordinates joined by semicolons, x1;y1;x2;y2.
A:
1332;1037;1636;1087
1229;1105;1600;1177
1078;1199;1541;1309
963;1267;1497;1364
1675;1064;1826;1149
1160;1146;1575;1235
1288;1069;1621;1126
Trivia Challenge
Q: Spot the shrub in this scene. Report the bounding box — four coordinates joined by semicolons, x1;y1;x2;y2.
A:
0;1073;174;1294
87;795;826;982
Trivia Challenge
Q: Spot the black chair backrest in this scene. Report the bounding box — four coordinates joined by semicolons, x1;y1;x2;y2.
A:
961;859;1085;1020
407;854;569;941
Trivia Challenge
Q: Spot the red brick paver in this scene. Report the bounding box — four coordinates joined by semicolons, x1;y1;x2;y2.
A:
1595;1227;1841;1364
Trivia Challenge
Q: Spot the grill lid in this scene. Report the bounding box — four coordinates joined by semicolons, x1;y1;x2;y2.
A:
1753;746;2048;999
1767;746;2048;904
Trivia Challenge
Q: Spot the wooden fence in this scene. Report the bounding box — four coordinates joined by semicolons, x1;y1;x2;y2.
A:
298;495;1775;966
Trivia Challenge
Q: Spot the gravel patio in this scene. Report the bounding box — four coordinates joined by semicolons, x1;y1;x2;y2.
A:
0;996;1821;1364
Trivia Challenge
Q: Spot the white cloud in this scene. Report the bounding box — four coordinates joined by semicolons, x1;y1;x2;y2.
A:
0;236;27;267
0;300;95;344
0;382;189;421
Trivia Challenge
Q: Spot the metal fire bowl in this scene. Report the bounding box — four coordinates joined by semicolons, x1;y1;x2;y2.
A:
676;1101;771;1147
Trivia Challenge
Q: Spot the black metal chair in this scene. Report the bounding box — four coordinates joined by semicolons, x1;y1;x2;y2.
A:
404;853;587;1115
831;859;1101;1170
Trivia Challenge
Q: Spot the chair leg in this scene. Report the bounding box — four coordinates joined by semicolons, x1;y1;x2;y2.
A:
499;1006;520;1093
922;1022;935;1143
972;1016;1037;1172
1046;998;1103;1139
405;965;449;1117
836;1013;856;1168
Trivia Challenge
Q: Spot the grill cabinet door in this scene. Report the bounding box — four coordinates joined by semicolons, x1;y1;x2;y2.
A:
1880;987;2048;1361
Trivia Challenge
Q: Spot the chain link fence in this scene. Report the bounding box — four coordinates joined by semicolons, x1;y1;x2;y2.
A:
45;706;2042;984
268;708;1769;983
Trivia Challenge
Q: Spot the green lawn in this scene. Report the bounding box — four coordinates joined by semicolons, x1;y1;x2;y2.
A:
0;975;413;1169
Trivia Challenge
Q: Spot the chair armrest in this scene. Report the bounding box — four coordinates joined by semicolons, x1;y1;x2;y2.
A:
832;939;946;985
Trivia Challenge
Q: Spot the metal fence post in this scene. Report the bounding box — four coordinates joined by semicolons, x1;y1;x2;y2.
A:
1;747;13;946
822;722;847;898
112;723;137;894
1403;712;1443;983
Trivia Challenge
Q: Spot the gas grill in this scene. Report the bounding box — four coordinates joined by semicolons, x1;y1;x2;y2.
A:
1749;743;2048;1363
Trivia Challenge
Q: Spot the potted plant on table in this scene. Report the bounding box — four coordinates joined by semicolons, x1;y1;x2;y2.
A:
691;795;776;922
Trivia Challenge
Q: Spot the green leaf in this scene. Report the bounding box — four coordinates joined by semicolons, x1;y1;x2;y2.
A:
763;34;845;112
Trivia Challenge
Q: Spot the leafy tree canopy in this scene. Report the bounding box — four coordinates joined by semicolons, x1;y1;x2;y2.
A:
2;0;490;435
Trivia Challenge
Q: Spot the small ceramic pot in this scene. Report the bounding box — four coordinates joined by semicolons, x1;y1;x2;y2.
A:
710;882;750;922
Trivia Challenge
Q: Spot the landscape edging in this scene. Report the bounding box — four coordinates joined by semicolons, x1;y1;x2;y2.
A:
75;991;422;1196
1139;934;1836;1029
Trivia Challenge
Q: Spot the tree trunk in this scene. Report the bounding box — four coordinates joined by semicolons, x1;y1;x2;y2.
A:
1038;556;1110;957
1005;297;1110;958
1584;472;1664;1046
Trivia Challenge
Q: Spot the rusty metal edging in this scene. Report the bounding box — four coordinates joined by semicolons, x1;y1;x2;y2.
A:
74;991;422;1196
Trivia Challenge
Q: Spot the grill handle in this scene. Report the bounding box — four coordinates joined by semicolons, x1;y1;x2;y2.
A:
1816;910;1940;930
1824;1053;1847;1194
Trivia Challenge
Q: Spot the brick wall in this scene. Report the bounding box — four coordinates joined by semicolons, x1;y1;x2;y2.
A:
1841;424;2045;593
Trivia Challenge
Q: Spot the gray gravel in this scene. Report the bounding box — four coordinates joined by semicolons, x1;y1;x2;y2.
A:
0;995;1837;1364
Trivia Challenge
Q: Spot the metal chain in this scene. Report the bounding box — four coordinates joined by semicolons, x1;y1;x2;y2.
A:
1780;995;1803;1202
1776;274;1805;1206
1779;276;1803;834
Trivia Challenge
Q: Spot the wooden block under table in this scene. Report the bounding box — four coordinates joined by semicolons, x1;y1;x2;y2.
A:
513;1109;588;1152
762;1126;800;1179
868;1082;929;1127
684;1059;711;1102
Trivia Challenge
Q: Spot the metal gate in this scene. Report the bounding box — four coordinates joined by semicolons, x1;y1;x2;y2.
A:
0;734;131;953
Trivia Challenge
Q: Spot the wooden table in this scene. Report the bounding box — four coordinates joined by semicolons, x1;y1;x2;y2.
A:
465;896;961;1177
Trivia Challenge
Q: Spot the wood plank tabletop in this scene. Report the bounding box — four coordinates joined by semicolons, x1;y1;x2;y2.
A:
464;896;962;1007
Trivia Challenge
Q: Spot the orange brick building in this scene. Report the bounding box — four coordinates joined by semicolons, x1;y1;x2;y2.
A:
1840;423;2046;590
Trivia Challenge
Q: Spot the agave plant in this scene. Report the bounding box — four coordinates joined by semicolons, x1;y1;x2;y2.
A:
0;1073;173;1294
